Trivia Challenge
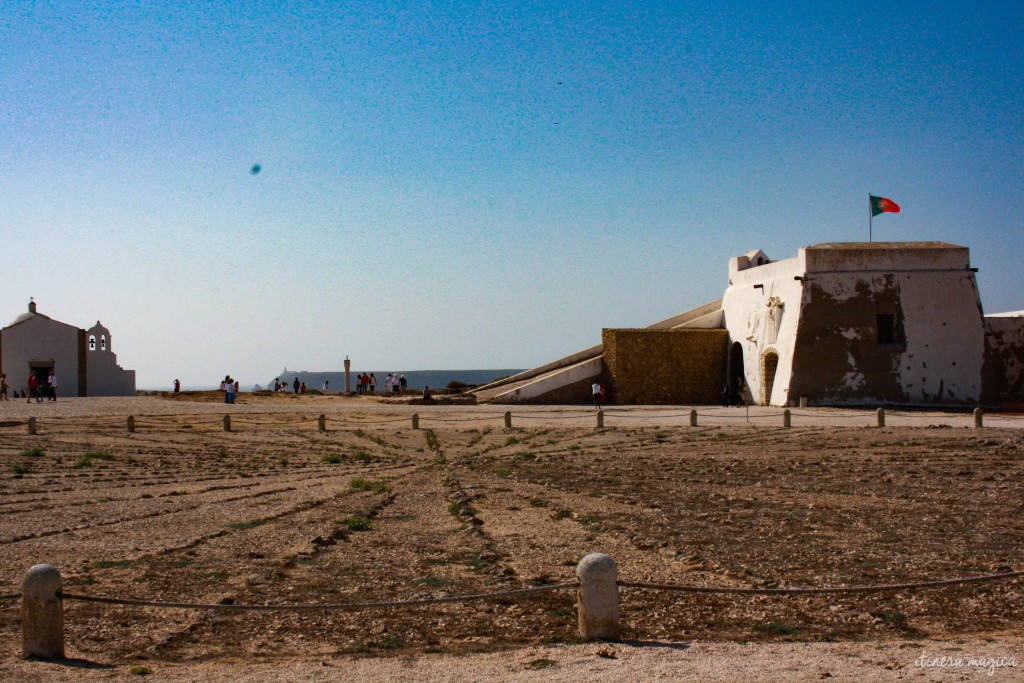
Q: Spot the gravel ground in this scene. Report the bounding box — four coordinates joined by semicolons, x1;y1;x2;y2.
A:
2;638;1022;681
1;394;1022;681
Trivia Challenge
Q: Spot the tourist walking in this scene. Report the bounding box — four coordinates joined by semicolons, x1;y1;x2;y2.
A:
174;378;181;393
0;373;8;400
399;375;407;393
293;377;300;394
322;380;330;393
369;373;377;394
592;381;602;408
47;370;58;401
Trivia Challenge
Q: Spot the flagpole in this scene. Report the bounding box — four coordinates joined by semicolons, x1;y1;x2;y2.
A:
868;194;873;243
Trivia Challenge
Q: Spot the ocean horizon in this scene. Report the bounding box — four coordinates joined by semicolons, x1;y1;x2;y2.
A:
141;368;524;393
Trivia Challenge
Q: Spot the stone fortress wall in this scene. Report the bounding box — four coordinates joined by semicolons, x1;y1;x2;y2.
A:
602;329;728;405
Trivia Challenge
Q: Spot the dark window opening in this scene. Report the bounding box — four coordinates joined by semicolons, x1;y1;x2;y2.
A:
877;314;897;345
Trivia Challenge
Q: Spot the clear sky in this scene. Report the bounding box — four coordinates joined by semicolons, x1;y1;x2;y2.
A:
2;1;1022;389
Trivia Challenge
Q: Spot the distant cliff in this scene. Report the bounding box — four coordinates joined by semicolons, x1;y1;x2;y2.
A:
267;368;523;391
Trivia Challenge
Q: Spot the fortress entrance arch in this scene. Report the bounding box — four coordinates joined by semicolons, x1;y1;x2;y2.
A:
727;342;745;405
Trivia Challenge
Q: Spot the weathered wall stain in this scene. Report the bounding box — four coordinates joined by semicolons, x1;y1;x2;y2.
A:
791;277;906;403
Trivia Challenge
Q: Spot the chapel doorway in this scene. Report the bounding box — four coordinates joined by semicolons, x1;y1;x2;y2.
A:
28;363;53;398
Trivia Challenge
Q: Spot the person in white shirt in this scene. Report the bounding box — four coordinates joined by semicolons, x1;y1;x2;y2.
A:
592;381;602;408
48;371;58;401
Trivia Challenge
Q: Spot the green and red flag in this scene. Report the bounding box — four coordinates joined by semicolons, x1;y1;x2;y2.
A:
870;195;900;216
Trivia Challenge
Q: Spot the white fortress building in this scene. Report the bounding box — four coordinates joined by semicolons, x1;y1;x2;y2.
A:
474;242;1024;407
0;300;136;397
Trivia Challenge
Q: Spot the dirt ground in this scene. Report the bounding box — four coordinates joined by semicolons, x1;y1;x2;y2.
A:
1;394;1023;680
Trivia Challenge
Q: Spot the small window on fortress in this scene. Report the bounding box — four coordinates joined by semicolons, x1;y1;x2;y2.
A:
877;314;897;345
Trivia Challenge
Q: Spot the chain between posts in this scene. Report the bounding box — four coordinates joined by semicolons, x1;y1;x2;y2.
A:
618;569;1024;595
58;582;579;611
41;566;1024;612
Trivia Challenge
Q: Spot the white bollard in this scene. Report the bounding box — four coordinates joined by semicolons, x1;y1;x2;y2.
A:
577;553;619;641
21;564;64;659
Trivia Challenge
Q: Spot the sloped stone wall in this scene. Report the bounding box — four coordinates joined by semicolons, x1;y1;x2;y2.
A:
522;373;603;405
603;328;728;404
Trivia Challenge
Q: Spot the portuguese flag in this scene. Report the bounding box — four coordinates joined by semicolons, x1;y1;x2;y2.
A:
870;195;901;217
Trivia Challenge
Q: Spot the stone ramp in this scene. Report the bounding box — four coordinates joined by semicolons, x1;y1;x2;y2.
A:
483;356;603;404
473;299;723;404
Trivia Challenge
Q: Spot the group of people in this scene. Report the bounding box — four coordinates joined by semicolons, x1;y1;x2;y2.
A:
354;373;376;394
220;375;240;404
272;377;307;394
384;373;407;395
1;371;58;403
355;373;407;395
721;380;748;407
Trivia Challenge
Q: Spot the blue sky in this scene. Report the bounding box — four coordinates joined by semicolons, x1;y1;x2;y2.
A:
2;1;1022;389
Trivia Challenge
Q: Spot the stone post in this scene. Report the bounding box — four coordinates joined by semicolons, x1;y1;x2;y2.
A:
877;408;885;428
974;407;984;429
783;409;791;428
689;409;697;427
223;415;231;432
411;413;419;430
28;417;37;435
344;356;351;394
318;414;326;432
596;410;604;429
127;415;135;433
21;564;64;659
577;553;619;641
504;411;512;429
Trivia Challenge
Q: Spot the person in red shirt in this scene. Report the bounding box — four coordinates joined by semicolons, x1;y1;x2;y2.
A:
27;372;41;403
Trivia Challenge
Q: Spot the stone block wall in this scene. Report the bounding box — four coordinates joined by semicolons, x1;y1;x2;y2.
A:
603;328;728;404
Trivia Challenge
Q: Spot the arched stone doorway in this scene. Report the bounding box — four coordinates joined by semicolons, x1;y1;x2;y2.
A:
761;351;780;405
